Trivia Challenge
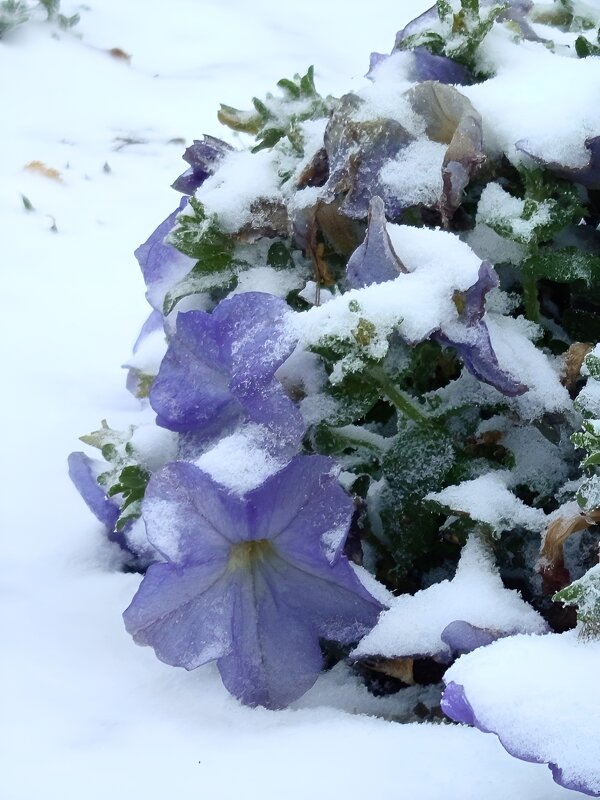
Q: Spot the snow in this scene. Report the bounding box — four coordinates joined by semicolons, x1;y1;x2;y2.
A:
379;138;446;207
477;182;552;244
195;148;283;233
353;536;547;660
444;631;600;796
486;314;571;418
295;224;483;359
464;24;600;168
427;471;548;534
2;2;595;798
195;424;283;495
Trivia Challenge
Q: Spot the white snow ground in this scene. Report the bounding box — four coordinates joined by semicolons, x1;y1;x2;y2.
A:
0;2;581;798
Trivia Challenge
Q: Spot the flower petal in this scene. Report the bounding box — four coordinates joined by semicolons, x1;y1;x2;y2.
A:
247;455;350;555
149;310;243;436
171;135;233;195
68;451;119;531
123;557;234;669
143;461;249;561
346;196;407;289
134;197;196;312
216;563;324;709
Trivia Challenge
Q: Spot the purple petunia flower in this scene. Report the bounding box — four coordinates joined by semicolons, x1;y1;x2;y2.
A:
134;197;195;313
346;198;526;396
171;135;233;196
123;455;383;709
149;291;304;452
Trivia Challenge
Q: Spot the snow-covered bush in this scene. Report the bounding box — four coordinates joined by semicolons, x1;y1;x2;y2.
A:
70;0;600;793
0;0;78;37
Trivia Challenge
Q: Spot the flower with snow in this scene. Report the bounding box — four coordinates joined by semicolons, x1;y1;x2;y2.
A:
346;197;526;396
123;455;383;708
149;291;305;453
134;197;196;313
171;134;233;196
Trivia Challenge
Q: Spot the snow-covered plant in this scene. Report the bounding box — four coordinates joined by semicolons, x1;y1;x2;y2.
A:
71;0;600;789
0;0;77;37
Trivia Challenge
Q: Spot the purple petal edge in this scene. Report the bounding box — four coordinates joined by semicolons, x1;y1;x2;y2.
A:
440;621;498;655
441;681;600;797
68;451;119;531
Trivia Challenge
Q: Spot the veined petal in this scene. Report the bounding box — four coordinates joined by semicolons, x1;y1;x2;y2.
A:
216;563;323;709
149;310;242;436
123;557;234;669
246;455;351;556
143;462;249;561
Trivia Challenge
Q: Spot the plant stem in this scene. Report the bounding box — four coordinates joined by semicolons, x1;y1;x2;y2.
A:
369;368;429;426
522;268;540;323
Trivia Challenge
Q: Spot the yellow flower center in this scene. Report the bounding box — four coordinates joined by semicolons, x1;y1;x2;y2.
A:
227;539;274;570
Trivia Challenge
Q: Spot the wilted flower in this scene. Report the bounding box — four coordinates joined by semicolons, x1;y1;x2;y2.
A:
171;135;233;196
123;455;383;708
346;198;526;396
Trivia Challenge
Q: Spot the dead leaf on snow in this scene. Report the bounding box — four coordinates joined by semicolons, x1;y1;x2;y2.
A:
24;161;62;182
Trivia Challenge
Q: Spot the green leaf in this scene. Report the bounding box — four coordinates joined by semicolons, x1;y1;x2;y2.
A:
217;104;262;134
554;565;600;638
461;0;480;13
118;465;150;490
276;78;301;98
267;241;295;269
383;421;457;500
168;197;234;264
219;67;334;152
251;127;287;153
585;353;600;381
436;0;453;21
524;248;600;285
299;65;317;97
162;266;237;316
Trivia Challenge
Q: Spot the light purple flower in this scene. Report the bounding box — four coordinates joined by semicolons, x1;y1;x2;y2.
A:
345;204;526;396
171;135;233;196
442;679;599;797
134;197;195;313
149;292;304;451
123;455;383;708
68;451;119;531
440;620;499;656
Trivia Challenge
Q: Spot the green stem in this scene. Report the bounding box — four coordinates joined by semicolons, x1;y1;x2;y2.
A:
522;268;540;323
369;368;429;426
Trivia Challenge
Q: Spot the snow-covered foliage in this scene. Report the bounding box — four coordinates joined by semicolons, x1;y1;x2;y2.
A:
56;0;600;793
